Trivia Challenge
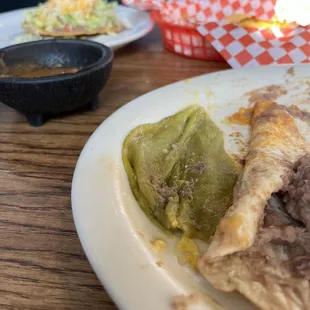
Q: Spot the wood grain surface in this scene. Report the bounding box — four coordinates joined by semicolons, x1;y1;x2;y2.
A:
0;28;230;310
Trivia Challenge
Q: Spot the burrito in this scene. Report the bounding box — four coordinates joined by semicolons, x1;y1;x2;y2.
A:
199;101;310;310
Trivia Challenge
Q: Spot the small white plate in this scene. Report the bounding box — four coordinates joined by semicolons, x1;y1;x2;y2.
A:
71;65;310;310
0;5;154;50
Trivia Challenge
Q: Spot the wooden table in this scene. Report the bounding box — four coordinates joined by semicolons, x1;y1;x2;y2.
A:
0;28;230;310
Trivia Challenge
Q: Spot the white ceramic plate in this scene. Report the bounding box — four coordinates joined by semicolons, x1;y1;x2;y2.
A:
0;6;154;50
71;65;310;310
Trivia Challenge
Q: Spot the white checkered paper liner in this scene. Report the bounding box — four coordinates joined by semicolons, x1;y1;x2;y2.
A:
199;23;310;67
123;0;310;67
123;0;277;27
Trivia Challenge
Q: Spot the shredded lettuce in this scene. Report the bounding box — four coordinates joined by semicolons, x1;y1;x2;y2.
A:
24;0;122;33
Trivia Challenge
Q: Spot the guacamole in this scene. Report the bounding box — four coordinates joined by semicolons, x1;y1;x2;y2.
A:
122;105;238;241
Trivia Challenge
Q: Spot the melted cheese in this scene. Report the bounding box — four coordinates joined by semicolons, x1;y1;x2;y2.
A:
228;107;254;125
47;0;97;14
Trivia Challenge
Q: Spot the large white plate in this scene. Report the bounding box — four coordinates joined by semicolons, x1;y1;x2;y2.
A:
0;5;154;50
71;65;310;310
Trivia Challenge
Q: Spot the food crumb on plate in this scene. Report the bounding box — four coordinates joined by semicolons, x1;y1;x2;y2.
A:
171;293;224;310
221;117;232;126
137;231;145;238
176;236;200;269
244;84;287;105
150;239;167;253
286;67;295;77
156;261;164;267
229;131;247;152
171;293;202;310
289;104;300;111
229;131;242;138
227;107;253;125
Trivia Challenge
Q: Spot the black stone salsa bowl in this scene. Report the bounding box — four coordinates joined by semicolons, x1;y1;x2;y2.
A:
0;39;113;126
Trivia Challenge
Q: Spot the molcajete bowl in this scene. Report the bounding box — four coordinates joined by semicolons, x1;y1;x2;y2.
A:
0;39;113;126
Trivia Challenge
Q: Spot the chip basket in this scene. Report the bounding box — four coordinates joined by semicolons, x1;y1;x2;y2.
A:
150;11;225;61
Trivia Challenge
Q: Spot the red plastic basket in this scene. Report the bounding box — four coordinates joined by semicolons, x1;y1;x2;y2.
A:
150;11;225;61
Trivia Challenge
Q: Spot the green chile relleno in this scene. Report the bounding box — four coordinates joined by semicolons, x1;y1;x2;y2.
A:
122;105;238;241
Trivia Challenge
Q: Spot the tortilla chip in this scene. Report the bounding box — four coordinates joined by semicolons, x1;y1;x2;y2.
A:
22;22;123;37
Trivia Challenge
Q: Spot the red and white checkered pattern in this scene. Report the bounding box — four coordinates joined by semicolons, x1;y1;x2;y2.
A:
122;0;310;67
198;23;310;67
123;0;277;25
